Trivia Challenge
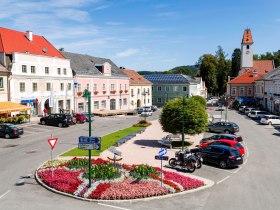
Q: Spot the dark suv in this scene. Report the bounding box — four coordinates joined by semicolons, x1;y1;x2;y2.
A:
208;121;239;134
40;114;72;127
200;145;243;168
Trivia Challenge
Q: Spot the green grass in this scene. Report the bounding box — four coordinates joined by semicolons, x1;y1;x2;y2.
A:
61;126;142;157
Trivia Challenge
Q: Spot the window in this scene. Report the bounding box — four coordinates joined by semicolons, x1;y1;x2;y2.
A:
110;84;115;91
157;98;162;103
157;86;162;91
45;67;49;74
94;101;99;110
183;86;187;91
147;88;150;94
240;87;244;96
131;89;134;96
231;88;236;95
0;77;3;88
148;98;150;103
67;83;71;91
246;45;250;49
123;98;127;105
93;84;97;91
101;100;106;108
120;84;122;90
22;65;27;73
137;88;140;94
63;68;67;75
20;82;25;92
78;103;84;112
31;66;36;74
78;84;81;92
152;87;154;91
165;86;170;91
125;84;127;90
102;84;106;91
46;83;51;91
248;87;252;95
86;83;90;90
57;68;61;75
60;83;64;91
32;83;38;92
174;86;178;91
66;100;70;110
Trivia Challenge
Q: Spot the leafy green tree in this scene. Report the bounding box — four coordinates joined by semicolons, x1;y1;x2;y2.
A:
189;95;206;107
163;66;197;77
231;48;241;77
199;54;218;95
160;97;208;135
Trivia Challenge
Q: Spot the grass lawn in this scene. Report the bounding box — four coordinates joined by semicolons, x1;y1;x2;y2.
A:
61;126;142;157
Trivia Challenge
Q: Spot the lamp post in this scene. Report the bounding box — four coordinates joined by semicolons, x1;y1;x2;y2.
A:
142;91;147;121
82;89;92;187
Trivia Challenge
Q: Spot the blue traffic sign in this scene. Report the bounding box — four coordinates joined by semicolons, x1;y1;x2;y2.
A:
74;82;78;87
158;148;167;157
79;136;100;144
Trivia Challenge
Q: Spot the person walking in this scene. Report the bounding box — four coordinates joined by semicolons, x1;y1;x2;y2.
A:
43;108;47;116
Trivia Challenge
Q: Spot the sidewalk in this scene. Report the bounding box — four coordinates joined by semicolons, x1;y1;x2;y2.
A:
100;119;204;167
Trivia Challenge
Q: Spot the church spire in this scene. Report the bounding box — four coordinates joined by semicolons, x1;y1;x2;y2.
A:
242;29;253;44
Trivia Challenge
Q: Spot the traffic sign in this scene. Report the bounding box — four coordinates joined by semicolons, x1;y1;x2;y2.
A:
78;143;100;150
155;155;169;161
108;146;122;156
78;136;101;150
158;148;167;157
74;81;78;88
48;138;58;149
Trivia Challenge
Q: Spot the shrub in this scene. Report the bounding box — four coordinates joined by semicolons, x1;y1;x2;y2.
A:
67;158;89;169
0;118;6;123
133;120;152;127
25;114;30;120
7;117;13;123
129;164;158;179
18;115;25;122
85;164;121;180
232;99;239;110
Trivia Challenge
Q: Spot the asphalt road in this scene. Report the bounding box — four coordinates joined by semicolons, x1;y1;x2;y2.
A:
0;109;280;210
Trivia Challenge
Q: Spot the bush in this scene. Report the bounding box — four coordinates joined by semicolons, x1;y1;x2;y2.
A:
25;114;30;120
7;117;13;123
86;164;121;180
129;164;159;179
0;118;6;123
232;99;239;110
18;115;25;122
133;120;152;127
67;158;89;169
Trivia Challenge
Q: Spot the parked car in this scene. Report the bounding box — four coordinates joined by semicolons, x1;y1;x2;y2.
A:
151;105;158;112
0;124;24;139
200;133;243;144
238;105;247;112
200;139;245;156
82;113;95;122
143;106;152;112
136;107;144;114
215;106;225;111
200;145;243;168
40;114;72;127
140;110;152;117
208;121;239;134
248;110;270;119
73;113;87;123
244;107;257;115
260;115;280;125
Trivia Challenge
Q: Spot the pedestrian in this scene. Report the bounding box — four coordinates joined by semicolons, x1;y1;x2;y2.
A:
43;108;47;116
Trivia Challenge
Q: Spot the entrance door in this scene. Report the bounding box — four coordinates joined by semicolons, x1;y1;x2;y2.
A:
110;99;116;110
137;99;141;107
44;99;51;114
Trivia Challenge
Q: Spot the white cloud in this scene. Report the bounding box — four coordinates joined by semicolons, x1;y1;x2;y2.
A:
106;21;124;26
116;48;139;57
55;9;90;22
154;3;169;9
94;4;111;10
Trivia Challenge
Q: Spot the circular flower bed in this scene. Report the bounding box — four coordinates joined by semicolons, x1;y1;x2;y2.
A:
37;158;205;200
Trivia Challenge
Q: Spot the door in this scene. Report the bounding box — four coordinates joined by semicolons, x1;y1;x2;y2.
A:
110;99;116;110
137;99;141;108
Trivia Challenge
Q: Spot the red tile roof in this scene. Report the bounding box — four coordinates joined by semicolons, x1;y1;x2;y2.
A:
0;27;64;58
241;60;274;74
228;71;265;84
242;29;253;44
121;69;152;85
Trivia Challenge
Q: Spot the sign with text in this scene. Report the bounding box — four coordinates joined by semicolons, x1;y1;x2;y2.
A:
155;155;169;161
78;136;101;150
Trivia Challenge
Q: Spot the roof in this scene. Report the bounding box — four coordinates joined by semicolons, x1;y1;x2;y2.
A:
121;69;152;85
256;66;280;80
241;60;274;74
228;71;265;84
0;102;30;114
0;27;64;58
61;51;127;77
242;29;253;44
0;64;8;72
144;74;197;84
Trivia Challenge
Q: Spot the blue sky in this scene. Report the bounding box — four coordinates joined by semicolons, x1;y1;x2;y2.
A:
1;0;280;71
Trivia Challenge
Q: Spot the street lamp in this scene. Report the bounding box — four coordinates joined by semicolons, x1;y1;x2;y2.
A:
181;94;188;150
142;91;147;121
82;89;92;187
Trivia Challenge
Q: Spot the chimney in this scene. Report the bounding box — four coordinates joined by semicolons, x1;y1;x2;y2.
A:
26;30;33;41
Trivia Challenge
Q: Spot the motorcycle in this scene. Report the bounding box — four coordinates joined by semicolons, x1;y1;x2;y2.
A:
168;149;198;173
190;148;203;169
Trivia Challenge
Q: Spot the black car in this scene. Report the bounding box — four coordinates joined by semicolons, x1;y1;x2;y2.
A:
200;134;243;144
208;121;239;134
0;124;24;139
40;114;72;127
200;145;243;168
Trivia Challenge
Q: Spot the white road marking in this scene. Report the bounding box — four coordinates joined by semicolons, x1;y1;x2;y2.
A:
232;166;242;174
217;176;230;184
245;145;249;158
0;190;11;199
98;203;131;210
244;159;248;165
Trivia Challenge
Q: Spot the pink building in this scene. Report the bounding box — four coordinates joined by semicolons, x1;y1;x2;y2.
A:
62;51;130;112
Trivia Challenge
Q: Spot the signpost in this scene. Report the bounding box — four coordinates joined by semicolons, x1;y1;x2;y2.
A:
155;148;168;186
48;136;58;178
108;146;122;166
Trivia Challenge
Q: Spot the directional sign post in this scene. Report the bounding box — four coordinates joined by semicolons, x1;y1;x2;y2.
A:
156;148;168;186
48;135;58;178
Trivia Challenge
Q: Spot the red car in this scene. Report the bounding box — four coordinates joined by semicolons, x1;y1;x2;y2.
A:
73;113;87;123
200;139;245;156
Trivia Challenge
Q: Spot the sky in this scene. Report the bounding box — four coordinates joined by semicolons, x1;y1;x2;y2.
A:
1;0;280;71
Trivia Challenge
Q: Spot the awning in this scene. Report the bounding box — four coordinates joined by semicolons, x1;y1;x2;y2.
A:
0;102;30;114
236;97;256;103
21;99;36;103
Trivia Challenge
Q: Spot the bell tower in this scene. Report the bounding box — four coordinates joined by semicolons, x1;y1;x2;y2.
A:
240;29;253;74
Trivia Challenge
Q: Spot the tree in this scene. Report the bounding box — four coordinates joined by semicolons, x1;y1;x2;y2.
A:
189;95;206;107
159;98;208;135
231;48;241;77
163;66;198;77
199;54;218;95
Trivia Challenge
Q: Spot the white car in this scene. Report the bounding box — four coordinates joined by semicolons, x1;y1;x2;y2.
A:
260;115;280;125
140;110;152;117
249;110;270;119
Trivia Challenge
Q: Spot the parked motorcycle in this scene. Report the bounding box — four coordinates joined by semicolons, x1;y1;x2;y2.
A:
169;149;198;172
190;148;203;169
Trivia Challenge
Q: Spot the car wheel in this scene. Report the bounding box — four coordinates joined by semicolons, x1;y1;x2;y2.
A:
58;123;63;128
41;121;46;125
219;161;227;169
224;129;230;134
5;133;10;139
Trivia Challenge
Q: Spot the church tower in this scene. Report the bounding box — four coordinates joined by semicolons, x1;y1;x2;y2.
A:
240;29;253;74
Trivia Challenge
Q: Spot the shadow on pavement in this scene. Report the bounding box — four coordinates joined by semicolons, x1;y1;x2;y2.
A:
133;139;161;148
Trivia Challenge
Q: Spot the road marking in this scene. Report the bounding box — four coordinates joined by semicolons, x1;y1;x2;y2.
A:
98;203;131;210
245;145;249;158
0;190;11;199
232;166;242;174
217;176;230;184
244;159;248;165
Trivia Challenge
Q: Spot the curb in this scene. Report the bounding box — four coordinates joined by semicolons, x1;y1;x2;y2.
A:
35;162;215;203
